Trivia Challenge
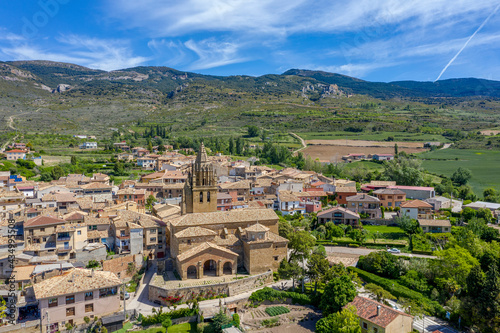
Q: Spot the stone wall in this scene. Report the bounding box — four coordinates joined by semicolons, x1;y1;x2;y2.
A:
73;243;107;264
149;270;273;305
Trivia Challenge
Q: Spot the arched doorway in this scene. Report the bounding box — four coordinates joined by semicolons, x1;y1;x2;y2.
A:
223;262;232;275
203;260;216;276
187;265;197;279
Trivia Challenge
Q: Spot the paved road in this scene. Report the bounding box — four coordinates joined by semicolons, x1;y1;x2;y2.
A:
324;246;438;259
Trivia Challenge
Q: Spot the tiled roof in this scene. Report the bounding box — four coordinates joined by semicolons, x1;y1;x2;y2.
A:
349;296;413;328
318;206;360;219
174;227;216;238
85;216;111;225
400;200;433;208
220;180;252;190
33;268;121;299
117;188;146;195
335;186;357;193
177;242;238;262
81;182;112;190
0;190;24;198
346;194;380;203
55;223;84;233
388;185;434;191
102;255;135;275
87;230;101;239
114;210;165;228
418;219;451;227
373;189;406;195
170;208;278;227
278;191;300;202
63;211;87;221
25;215;65;227
245;223;269;232
296;191;327;197
12;265;35;281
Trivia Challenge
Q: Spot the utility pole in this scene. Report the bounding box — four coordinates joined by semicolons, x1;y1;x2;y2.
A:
123;281;126;317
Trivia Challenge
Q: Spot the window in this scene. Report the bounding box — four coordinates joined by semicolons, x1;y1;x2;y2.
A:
388;202;392;207
85;292;93;300
158;245;163;249
150;229;156;234
66;307;75;316
77;231;81;235
40;228;45;232
373;328;378;333
48;298;58;308
187;240;191;245
85;304;94;313
150;238;156;242
199;192;203;203
66;295;75;304
207;191;210;202
273;256;279;261
99;287;117;298
362;322;368;329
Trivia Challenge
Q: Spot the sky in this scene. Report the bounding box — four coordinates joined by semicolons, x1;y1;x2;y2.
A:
0;0;499;82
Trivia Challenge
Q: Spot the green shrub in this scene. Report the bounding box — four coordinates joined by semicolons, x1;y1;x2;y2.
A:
262;317;279;327
232;313;240;327
162;318;172;328
348;244;360;248
349;267;445;317
249;287;311;306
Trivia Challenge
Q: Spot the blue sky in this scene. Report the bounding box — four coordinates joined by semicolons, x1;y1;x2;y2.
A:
0;0;499;82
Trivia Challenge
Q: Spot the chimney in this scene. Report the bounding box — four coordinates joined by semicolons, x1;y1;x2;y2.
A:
377;305;381;316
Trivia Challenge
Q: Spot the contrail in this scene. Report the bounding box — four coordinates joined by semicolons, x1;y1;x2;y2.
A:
434;3;500;82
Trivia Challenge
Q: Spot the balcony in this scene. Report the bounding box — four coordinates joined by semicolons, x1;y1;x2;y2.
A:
57;236;71;242
117;234;130;240
56;246;72;252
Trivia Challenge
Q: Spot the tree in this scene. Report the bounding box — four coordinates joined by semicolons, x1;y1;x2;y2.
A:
316;305;361;333
113;161;125;176
278;218;293;238
394;143;398;157
307;253;330;293
212;309;231;332
278;258;302;289
319;275;358;315
348;229;366;244
383;157;423;186
394;215;421;250
247;125;259;137
287;230;316;262
451;167;472;186
161;318;172;329
146;195;157;210
483;188;498;202
326;222;344;239
435;246;479;286
364;283;395;303
70;155;77;165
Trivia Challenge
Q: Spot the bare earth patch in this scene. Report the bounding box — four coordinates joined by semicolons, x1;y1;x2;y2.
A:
41;155;71;166
480;130;500;136
241;304;320;333
305;139;425;148
302;145;426;163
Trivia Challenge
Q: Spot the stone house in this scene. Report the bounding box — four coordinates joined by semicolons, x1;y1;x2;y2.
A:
34;268;121;332
346;194;381;218
116;188;147;206
0;189;26;211
349;296;414;333
334;186;357;205
276;191;305;216
5;149;27;161
317;206;360;226
418;219;451;233
387;185;435;200
80;182;113;203
373;189;406;208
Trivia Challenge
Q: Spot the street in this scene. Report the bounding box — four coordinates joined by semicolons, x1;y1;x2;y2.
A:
324;245;438;259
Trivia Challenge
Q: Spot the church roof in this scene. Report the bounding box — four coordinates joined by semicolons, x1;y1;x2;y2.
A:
174;227;216;238
170;208;278;227
196;142;209;164
177;242;238;262
245;223;269;232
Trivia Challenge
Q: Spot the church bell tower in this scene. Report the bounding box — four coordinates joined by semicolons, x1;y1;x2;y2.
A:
181;143;218;214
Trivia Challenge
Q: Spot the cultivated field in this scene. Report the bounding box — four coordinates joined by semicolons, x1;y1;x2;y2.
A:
420;148;500;195
302;139;427;162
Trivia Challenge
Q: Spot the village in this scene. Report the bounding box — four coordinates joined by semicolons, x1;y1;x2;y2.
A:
0;140;497;333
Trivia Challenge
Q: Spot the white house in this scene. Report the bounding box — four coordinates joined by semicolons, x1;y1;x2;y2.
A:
277;190;305;216
79;142;97;149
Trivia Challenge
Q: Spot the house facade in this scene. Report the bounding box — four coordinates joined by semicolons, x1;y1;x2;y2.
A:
317;206;360;226
346;194;381;219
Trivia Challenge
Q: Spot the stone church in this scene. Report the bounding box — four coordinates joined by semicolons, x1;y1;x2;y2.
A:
168;143;288;280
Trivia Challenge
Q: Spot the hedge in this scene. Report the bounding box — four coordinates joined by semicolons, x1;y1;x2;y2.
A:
411;250;434;255
317;240;407;248
348;267;445;317
249;287;311;306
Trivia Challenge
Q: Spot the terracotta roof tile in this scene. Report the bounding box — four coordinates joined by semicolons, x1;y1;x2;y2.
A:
33;268;121;299
349;296;413;328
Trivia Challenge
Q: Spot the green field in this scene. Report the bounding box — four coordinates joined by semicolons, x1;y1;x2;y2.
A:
297;131;450;142
167;323;197;333
362;225;405;234
343;160;385;172
419;148;500;195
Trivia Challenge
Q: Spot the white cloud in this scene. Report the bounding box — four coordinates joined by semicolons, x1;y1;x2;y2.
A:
0;33;149;71
183;38;248;70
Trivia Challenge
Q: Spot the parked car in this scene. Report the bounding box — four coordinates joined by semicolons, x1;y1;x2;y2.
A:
387;248;401;254
120;291;130;300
